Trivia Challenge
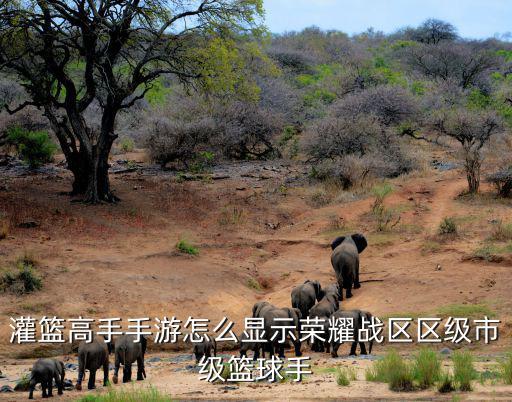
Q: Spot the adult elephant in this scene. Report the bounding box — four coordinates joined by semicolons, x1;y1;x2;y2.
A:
262;307;302;358
330;309;374;358
308;284;341;352
331;234;368;299
112;335;147;384
76;336;112;391
291;280;324;319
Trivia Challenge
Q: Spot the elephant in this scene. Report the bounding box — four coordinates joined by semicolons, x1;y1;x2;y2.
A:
307;284;341;352
291;280;324;319
112;335;147;384
76;336;112;391
252;301;275;318
239;331;263;361
28;358;65;399
308;283;341;319
262;307;302;358
331;233;368;299
330;309;374;358
193;339;217;364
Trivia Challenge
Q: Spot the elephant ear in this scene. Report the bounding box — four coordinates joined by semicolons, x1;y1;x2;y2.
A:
351;233;368;253
331;236;346;250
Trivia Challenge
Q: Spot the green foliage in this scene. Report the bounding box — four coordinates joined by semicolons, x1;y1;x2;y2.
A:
371;183;399;231
119;137;135;153
437;370;455;393
144;78;172;106
467;89;492;109
189;151;216;174
490;220;512;241
1;257;42;295
175;239;199;256
500;352;512;384
437;303;495;318
6;127;57;168
366;350;414;391
452;350;476;391
438;217;457;235
247;277;261;291
411;81;426;95
412;348;441;389
336;367;357;386
77;386;173;402
304;88;336;106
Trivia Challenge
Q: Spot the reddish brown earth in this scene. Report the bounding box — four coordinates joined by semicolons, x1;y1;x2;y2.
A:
0;150;511;400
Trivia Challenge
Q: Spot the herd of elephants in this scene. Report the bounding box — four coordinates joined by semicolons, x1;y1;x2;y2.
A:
26;234;370;399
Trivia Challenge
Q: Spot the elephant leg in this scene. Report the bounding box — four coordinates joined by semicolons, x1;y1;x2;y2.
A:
76;360;85;390
354;261;361;289
345;278;353;299
294;340;302;357
47;378;53;397
112;355;120;384
88;369;97;390
349;341;357;356
41;381;48;398
103;360;109;386
28;378;36;399
359;342;368;355
278;344;285;359
331;342;340;358
123;363;132;383
324;341;330;354
253;347;260;361
136;356;145;381
54;372;63;395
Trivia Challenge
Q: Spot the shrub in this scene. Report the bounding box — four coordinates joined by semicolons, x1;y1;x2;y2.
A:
490;220;512;241
175;239;199;256
452;350;476;391
0;258;42;295
77;386;172;402
412;348;441;389
371;183;400;231
336;367;357;386
437;370;455;393
499;352;512;385
486;168;512;197
247;277;261;291
438;217;457;235
119;137;135;153
6;127;57;168
366;350;414;391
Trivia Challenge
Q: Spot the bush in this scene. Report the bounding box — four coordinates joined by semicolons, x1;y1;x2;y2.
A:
119;137;135;153
0;220;8;240
175;239;199;256
366;350;414;391
499;352;512;385
452;350;476;391
490;220;512;241
6;127;57;168
336;367;357;386
487;168;512;197
438;217;457;235
437;370;455;393
77;386;172;402
0;258;42;295
412;348;441;389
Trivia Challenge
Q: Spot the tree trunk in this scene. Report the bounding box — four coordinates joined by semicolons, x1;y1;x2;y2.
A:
83;142;117;204
465;154;481;194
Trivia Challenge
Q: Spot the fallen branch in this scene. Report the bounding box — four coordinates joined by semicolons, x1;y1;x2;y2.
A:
359;279;385;283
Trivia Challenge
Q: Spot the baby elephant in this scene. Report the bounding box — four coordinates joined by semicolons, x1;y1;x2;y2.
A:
193;338;217;363
28;358;65;399
112;335;147;384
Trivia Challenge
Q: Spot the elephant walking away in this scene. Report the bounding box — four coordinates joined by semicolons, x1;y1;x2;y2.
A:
112;335;147;384
262;307;302;358
330;309;374;358
291;280;324;319
331;234;368;299
193;339;217;363
76;336;112;390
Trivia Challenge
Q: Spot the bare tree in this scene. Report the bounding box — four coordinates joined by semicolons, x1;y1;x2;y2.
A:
411;19;458;44
0;0;263;202
407;42;499;89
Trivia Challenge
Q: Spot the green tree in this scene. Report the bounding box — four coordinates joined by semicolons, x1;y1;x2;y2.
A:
0;0;264;202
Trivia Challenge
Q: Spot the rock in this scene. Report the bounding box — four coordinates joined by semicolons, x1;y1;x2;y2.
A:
440;347;452;355
147;357;162;363
18;221;39;229
220;385;238;391
64;363;78;371
0;385;14;393
436;264;442;271
62;379;74;390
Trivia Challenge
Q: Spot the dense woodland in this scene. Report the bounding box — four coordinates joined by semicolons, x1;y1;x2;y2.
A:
2;10;512;199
